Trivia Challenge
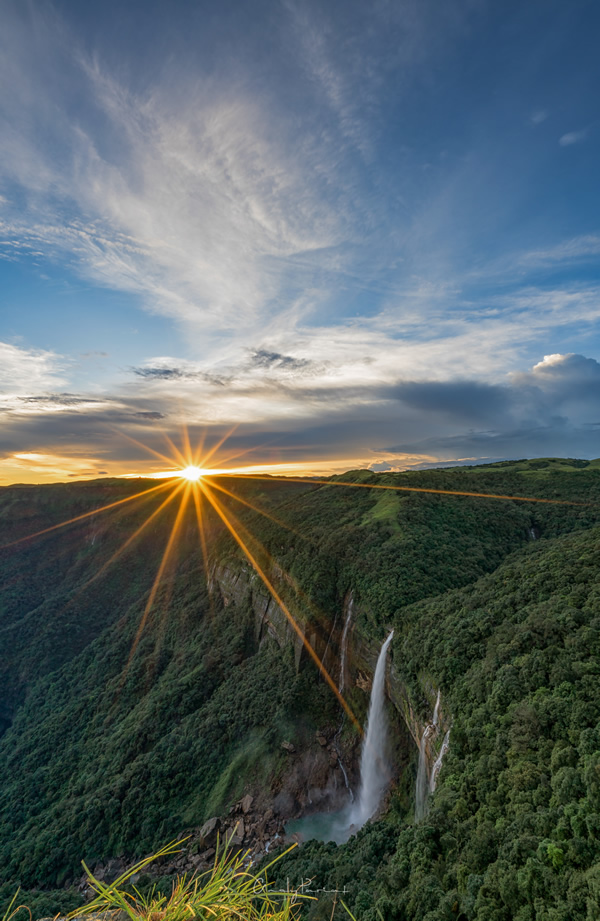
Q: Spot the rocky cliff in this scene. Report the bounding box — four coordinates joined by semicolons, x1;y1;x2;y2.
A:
211;556;451;817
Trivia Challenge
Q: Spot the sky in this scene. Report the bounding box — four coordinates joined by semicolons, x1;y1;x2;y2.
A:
1;0;600;484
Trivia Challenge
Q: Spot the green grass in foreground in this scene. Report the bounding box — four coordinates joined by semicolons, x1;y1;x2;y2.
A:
2;838;323;921
71;838;308;920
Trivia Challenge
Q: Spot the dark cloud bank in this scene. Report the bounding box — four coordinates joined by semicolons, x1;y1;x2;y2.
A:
2;354;599;470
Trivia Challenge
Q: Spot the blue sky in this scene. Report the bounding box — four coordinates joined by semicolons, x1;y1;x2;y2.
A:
1;0;599;482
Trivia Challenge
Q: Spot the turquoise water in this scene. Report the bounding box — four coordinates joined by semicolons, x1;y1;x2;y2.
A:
285;807;356;844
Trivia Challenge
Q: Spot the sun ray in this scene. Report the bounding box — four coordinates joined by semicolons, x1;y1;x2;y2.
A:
68;480;186;600
192;429;207;467
0;480;175;550
204;440;269;470
203;479;335;631
181;423;194;467
112;428;180;469
206;477;304;537
200;425;239;469
235;475;586;505
191;484;216;621
199;480;363;734
163;433;187;469
121;483;193;679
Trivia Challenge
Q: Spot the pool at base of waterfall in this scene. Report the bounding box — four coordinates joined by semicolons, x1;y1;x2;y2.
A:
285;805;357;844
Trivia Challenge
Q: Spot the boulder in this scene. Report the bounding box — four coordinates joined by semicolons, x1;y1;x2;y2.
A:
241;794;254;814
104;859;124;884
199;816;220;843
231;818;245;839
92;863;105;881
281;741;295;753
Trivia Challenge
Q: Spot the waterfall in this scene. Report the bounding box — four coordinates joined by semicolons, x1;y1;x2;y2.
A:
337;752;354;802
284;630;395;845
338;596;354;693
429;730;450;794
415;691;451;820
432;689;441;728
350;630;394;828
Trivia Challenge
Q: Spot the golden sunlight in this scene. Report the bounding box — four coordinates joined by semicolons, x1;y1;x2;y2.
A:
181;465;203;481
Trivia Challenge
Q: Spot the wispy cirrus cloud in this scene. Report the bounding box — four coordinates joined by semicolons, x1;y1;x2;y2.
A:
519;234;600;266
0;6;352;340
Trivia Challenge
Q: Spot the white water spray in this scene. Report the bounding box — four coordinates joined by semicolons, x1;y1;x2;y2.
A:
338;596;354;693
432;689;441;728
350;630;394;828
429;730;450;794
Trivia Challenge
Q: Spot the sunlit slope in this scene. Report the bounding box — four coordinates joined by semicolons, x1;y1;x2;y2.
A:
273;524;600;921
0;458;598;909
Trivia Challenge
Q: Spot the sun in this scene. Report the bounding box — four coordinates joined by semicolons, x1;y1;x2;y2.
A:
181;465;203;481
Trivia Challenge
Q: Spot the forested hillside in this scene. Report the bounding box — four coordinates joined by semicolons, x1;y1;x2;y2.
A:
0;458;599;919
274;524;600;920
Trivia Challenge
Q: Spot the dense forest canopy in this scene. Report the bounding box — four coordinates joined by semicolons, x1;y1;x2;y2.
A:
0;457;599;920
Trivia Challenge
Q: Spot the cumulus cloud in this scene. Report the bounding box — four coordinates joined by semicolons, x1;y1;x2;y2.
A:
382;353;600;462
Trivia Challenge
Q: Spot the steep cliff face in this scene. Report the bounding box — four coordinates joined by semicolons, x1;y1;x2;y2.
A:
211;558;450;809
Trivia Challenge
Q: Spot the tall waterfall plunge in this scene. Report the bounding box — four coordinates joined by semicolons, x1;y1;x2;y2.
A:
350;630;394;828
286;630;395;844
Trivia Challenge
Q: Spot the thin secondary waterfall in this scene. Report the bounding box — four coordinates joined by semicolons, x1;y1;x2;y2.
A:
337;753;354;802
350;630;394;828
415;691;450;820
338;596;354;693
429;730;450;794
432;689;441;728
